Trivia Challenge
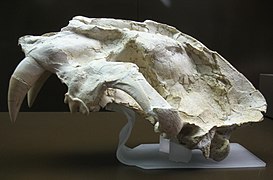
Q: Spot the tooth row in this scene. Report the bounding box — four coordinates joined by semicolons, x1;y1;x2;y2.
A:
64;93;89;115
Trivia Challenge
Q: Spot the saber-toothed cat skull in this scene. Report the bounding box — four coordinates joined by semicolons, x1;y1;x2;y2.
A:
8;16;266;161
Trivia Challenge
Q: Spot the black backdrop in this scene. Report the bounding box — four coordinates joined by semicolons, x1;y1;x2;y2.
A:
1;0;272;112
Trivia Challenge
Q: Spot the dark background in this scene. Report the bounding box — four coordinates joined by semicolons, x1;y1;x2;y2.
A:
1;0;272;112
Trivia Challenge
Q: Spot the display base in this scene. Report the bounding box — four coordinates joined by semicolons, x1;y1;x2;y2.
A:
106;103;266;169
126;143;266;169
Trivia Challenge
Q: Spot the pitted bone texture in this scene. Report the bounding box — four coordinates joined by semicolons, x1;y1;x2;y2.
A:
8;16;266;161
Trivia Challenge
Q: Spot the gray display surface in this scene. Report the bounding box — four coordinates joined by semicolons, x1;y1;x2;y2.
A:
123;143;266;169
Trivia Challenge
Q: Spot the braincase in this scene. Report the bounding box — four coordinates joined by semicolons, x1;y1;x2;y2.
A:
19;16;189;68
60;16;198;78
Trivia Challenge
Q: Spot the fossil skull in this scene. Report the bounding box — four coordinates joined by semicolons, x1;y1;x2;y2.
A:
8;16;266;161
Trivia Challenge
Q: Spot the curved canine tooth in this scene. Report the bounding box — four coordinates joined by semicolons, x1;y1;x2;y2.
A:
8;78;29;122
8;57;46;122
27;71;51;107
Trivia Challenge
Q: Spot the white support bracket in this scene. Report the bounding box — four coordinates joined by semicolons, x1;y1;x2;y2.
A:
106;103;266;169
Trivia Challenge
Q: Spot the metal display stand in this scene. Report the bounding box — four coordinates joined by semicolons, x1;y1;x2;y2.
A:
107;104;266;169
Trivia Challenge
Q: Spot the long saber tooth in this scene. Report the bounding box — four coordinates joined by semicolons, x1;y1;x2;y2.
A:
8;77;29;123
8;57;46;122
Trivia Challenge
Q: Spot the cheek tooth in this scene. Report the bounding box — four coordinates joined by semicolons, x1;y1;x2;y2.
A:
68;101;79;113
154;122;160;133
90;105;100;112
80;105;89;115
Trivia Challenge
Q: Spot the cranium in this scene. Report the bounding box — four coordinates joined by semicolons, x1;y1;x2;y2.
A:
8;16;266;161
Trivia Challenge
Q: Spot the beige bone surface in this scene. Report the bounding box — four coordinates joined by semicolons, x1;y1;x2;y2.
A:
8;16;266;161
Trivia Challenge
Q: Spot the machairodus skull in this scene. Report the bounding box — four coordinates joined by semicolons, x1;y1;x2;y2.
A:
8;16;266;161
